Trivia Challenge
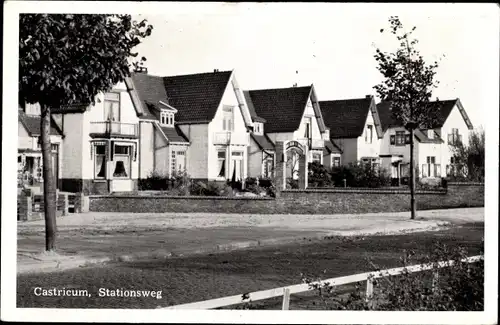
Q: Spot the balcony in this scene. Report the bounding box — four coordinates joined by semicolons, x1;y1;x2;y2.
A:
90;121;138;139
213;132;249;146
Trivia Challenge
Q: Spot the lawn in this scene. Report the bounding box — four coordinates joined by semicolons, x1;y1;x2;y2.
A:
17;222;484;309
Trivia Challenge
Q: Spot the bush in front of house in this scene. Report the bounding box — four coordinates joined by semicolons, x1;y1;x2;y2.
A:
302;242;484;311
330;162;391;188
308;161;333;188
138;171;170;191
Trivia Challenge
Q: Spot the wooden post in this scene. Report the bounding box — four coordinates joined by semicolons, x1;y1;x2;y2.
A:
365;278;374;304
281;288;290;310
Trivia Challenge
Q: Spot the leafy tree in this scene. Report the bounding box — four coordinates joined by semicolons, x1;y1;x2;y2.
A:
373;16;442;219
450;128;485;182
19;14;153;251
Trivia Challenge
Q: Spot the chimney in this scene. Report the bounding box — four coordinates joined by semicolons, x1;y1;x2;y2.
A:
293;83;297;87
134;66;148;74
366;94;371;98
214;69;219;72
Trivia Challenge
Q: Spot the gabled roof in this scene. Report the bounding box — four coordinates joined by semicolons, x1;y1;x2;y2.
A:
243;91;266;123
414;129;444;144
130;70;233;124
377;99;473;131
319;97;374;139
130;73;169;120
18;112;63;136
163;71;233;124
323;139;342;154
250;133;275;151
245;86;313;133
158;125;189;144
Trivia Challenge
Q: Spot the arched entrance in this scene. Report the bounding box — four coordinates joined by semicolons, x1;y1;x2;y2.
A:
274;140;308;190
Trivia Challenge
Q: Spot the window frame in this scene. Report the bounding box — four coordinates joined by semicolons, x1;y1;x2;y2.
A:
395;131;406;146
222;105;234;132
93;143;107;180
217;150;226;178
112;144;132;179
104;92;121;122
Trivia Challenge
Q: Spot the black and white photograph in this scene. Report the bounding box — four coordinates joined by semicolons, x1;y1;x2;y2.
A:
2;2;498;324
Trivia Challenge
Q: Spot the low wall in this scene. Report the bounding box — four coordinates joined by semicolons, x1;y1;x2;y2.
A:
88;182;484;214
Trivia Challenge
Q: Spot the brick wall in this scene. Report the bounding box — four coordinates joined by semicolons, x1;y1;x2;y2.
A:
88;182;484;214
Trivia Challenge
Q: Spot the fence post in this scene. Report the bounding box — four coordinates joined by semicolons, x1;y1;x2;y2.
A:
281;288;290;310
365;277;374;308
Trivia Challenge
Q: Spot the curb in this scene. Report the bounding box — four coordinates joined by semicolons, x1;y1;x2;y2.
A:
17;221;451;275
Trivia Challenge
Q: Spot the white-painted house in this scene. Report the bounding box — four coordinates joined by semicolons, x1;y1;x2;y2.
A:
18;105;64;193
319;95;383;168
244;85;337;179
131;69;254;183
377;99;474;183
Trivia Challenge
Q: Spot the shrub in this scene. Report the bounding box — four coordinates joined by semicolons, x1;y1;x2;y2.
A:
138;171;170;191
330;162;391;188
287;178;299;189
258;177;273;188
303;242;484;311
308;161;333;188
189;181;224;196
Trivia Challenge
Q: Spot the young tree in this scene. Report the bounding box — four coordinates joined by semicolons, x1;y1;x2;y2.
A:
450;129;485;182
19;14;152;251
373;16;442;219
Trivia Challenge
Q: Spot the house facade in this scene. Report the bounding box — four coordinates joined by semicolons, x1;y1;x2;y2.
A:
18;105;64;193
244;85;333;180
51;69;255;194
319;95;383;167
377;99;474;183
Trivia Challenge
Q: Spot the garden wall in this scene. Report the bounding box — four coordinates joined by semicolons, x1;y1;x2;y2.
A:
88;182;483;214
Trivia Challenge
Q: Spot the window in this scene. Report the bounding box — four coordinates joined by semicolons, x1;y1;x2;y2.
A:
448;128;462;145
304;117;312;139
428;130;434;139
104;92;120;121
332;156;341;168
423;156;438;178
263;155;274;178
312;153;322;164
51;143;59;152
94;144;107;179
217;150;226;178
160;110;174;126
112;144;131;178
365;125;373;144
392;131;406;146
254;123;263;135
222;106;234;131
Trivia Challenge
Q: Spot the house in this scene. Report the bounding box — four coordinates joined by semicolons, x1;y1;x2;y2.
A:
52;81;141;194
51;69;254;194
319;95;383;167
131;69;254;184
18;105;64;193
377;98;474;183
244;84;330;179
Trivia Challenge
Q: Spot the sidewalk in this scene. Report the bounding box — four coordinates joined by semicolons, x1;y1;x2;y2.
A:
17;207;484;274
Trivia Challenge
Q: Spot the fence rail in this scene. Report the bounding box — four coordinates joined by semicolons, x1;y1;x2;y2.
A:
163;255;482;310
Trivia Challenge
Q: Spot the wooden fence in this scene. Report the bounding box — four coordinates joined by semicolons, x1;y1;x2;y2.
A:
163;255;482;310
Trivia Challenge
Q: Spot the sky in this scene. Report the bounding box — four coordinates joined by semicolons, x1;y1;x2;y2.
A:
128;3;499;129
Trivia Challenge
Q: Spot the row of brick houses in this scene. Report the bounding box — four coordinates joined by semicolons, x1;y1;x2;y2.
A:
17;69;474;194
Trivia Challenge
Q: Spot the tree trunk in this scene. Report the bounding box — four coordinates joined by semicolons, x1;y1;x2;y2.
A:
40;103;57;251
409;128;417;220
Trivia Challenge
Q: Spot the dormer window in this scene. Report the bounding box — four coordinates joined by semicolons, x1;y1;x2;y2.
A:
428;130;434;139
254;122;263;135
160;110;174;127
